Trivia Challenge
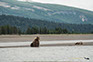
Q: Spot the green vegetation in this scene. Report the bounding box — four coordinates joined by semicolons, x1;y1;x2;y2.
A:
0;25;21;35
0;0;93;24
0;25;69;35
0;14;93;34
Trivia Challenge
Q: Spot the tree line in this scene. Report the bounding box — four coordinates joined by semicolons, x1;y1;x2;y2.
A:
0;25;69;35
0;14;93;33
0;25;21;35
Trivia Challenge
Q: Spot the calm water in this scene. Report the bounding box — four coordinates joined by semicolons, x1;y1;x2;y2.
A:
0;40;93;62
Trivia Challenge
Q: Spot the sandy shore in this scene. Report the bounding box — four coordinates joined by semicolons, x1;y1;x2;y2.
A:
0;34;93;42
0;35;93;62
0;34;93;48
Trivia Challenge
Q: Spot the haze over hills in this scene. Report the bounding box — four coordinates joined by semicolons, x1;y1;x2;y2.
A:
0;0;93;24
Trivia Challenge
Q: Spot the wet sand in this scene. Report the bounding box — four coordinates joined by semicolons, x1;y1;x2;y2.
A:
0;34;93;48
0;34;93;42
0;41;93;48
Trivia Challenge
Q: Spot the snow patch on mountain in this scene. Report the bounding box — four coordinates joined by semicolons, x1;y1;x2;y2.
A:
0;2;35;11
32;5;51;11
25;8;35;11
0;2;10;8
0;2;20;10
48;11;76;16
17;0;32;2
11;6;20;10
53;11;76;15
79;15;87;22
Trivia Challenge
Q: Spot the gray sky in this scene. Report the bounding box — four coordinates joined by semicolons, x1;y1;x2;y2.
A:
18;0;93;11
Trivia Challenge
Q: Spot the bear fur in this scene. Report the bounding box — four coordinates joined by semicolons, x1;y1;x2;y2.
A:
30;36;40;47
75;42;83;45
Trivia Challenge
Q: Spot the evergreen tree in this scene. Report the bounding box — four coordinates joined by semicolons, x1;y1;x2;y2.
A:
12;26;18;34
1;26;6;34
18;28;21;35
31;26;39;34
39;27;42;34
26;27;31;34
62;29;69;34
55;27;63;34
42;27;49;34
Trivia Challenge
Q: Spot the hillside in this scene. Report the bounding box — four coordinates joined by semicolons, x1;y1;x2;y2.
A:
0;14;93;33
0;0;93;24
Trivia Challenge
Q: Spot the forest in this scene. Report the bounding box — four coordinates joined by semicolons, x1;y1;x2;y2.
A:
0;25;69;35
0;14;93;34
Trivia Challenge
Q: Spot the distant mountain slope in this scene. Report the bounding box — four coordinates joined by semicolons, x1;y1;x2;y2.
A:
0;14;93;33
0;0;93;24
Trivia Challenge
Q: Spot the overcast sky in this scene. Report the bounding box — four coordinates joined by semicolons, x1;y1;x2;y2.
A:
18;0;93;11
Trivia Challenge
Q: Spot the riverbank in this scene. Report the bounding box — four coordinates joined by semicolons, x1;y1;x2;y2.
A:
0;34;93;42
0;34;93;62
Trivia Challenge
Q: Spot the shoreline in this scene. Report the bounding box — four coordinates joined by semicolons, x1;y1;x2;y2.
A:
0;41;93;48
0;34;93;42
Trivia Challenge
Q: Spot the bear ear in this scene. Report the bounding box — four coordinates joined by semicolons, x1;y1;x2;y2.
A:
36;36;40;40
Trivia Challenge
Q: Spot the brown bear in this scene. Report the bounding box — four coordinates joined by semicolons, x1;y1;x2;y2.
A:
30;36;40;47
75;42;83;45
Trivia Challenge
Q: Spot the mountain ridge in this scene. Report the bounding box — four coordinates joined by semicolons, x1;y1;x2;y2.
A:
0;0;93;24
